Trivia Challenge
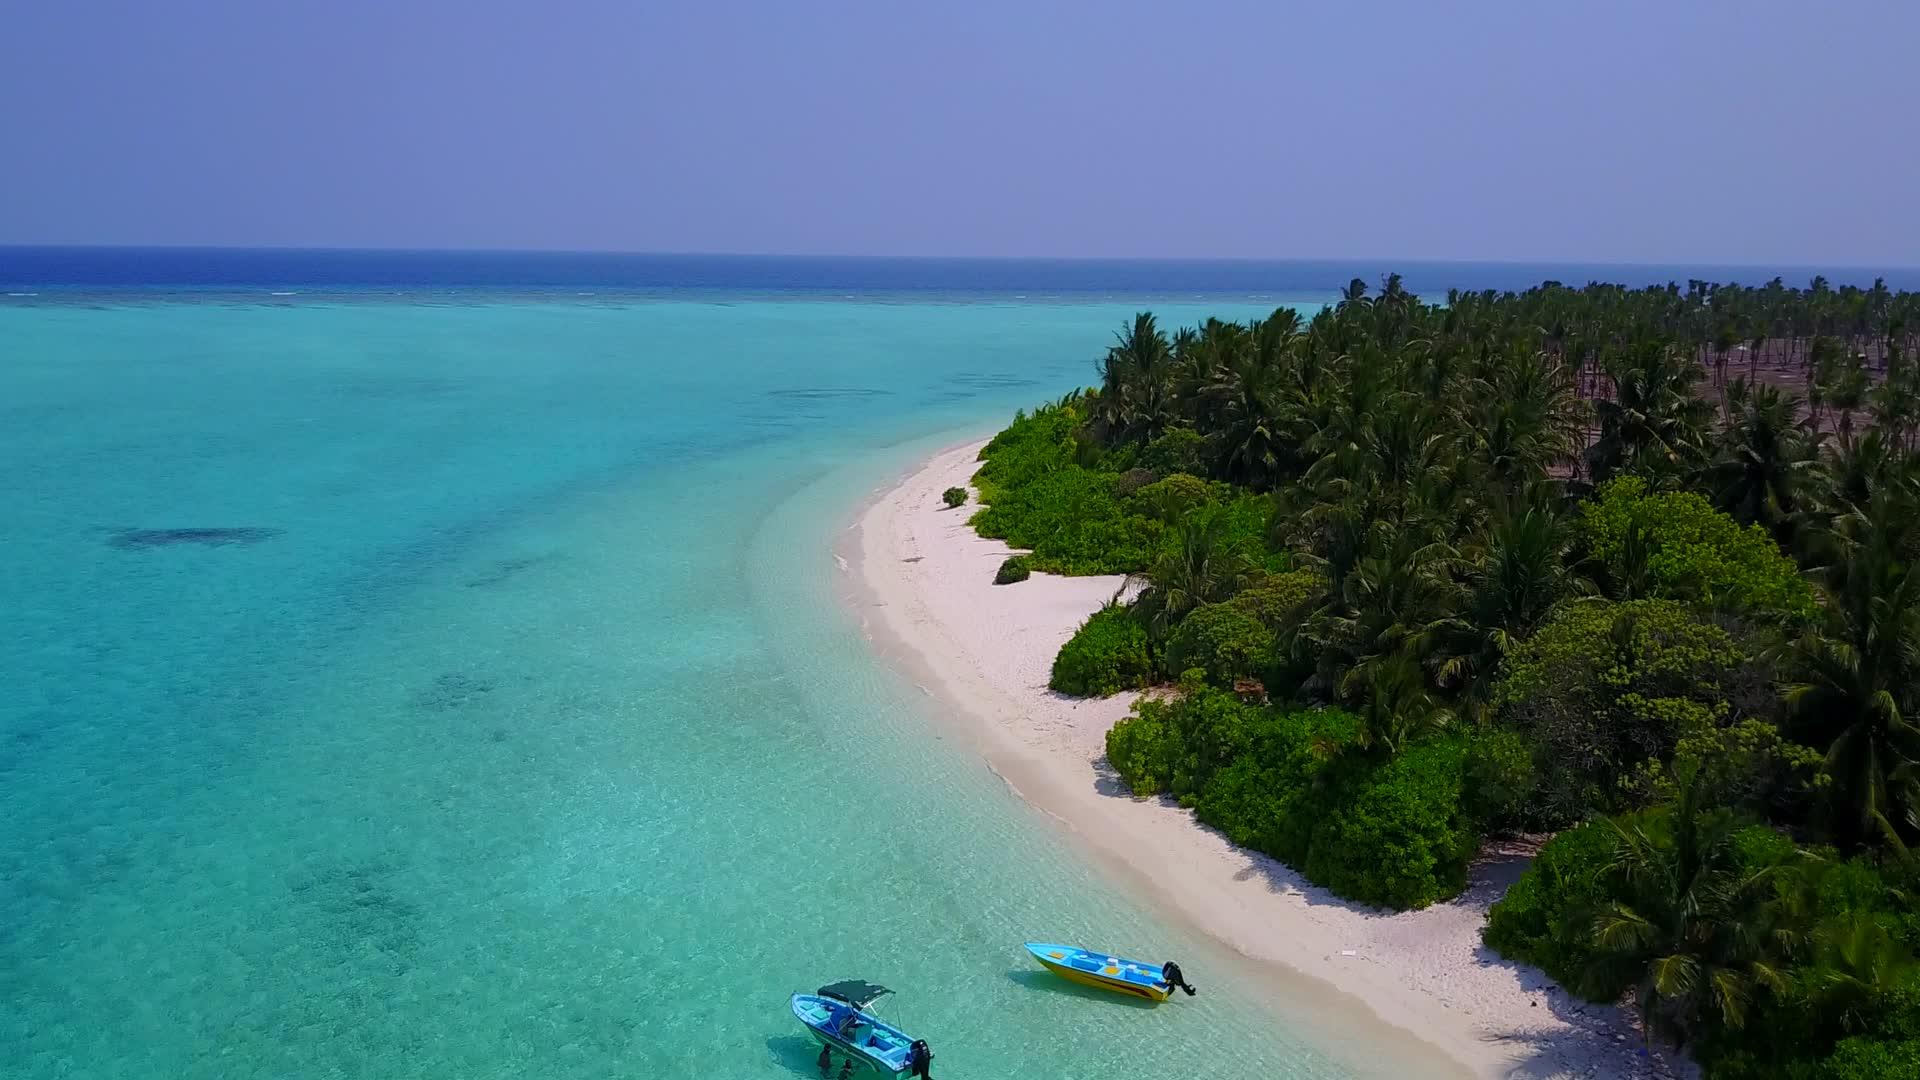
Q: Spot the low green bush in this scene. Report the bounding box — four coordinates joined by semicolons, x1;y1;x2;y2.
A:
1820;1038;1920;1080
1105;684;1472;909
1108;686;1351;802
1128;473;1215;523
1106;703;1181;795
1580;475;1816;622
970;465;1157;575
1163;602;1275;687
1140;427;1210;476
1481;820;1618;993
1162;679;1260;799
1187;708;1358;858
1226;568;1322;627
942;486;967;508
1051;604;1153;696
1493;598;1752;824
1464;727;1537;828
993;555;1031;584
972;401;1082;499
970;401;1162;575
1113;467;1158;498
1303;736;1477;909
1148;567;1320;692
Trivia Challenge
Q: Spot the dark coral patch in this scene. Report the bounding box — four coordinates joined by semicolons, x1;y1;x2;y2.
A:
108;527;283;549
411;672;496;711
463;554;556;588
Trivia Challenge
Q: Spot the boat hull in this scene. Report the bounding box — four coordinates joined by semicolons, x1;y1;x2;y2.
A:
1024;942;1172;1002
799;1027;894;1074
790;994;913;1074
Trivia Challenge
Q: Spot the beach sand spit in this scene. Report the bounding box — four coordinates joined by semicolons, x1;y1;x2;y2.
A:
845;439;1694;1080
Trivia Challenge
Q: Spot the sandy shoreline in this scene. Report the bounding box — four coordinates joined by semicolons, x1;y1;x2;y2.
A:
843;438;1692;1080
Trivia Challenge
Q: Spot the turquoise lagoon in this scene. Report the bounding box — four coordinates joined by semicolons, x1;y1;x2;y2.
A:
0;293;1445;1078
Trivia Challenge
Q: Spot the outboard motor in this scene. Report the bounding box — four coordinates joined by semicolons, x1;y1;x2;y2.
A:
1161;960;1197;997
908;1039;934;1078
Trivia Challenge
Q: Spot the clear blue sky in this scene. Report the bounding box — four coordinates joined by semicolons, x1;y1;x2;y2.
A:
2;0;1913;264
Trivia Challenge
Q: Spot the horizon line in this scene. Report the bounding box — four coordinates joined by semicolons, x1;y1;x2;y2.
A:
2;243;1916;273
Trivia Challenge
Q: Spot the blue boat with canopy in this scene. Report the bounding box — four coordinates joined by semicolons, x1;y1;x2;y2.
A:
789;980;935;1077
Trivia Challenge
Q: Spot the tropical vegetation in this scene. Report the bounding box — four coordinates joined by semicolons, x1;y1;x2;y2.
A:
972;276;1920;1077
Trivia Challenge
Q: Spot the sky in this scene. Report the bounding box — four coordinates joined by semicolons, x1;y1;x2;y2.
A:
1;0;1915;265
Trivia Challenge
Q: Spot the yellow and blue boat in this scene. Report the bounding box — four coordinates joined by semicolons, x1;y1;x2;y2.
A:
1023;942;1196;1002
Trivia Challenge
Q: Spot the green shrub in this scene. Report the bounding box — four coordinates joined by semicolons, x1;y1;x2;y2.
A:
1051;604;1153;696
1108;689;1358;822
1482;820;1618;993
1105;679;1268;798
1109;685;1475;909
1188;706;1359;855
1141;427;1210;476
1465;728;1537;828
1174;491;1287;573
1163;602;1276;687
970;401;1162;575
993;555;1031;585
1581;476;1817;622
942;486;967;508
1624;718;1825;820
1105;703;1181;796
1160;680;1260;799
1493;598;1752;823
969;407;1284;579
1191;755;1295;848
1227;568;1322;627
1820;1038;1920;1080
1302;737;1478;909
1128;473;1215;524
970;465;1157;575
973;401;1083;499
1113;467;1158;498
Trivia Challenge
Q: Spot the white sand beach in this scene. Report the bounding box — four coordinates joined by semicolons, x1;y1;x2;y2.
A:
845;439;1694;1080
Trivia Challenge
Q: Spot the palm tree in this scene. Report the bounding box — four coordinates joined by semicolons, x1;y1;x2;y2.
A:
1349;654;1455;754
1093;313;1175;446
1706;376;1818;545
1433;502;1592;718
1199;328;1296;490
1871;344;1919;453
1465;347;1584;491
1822;351;1873;449
1582;780;1800;1048
1293;522;1460;709
1779;540;1920;848
1588;343;1715;484
1806;429;1905;552
1131;512;1256;638
1796;913;1915;1040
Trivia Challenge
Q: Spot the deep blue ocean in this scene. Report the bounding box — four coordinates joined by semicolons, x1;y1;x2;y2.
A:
5;246;1917;300
2;249;1909;1080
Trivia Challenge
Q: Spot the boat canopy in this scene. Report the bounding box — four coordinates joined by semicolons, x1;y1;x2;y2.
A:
817;980;893;1010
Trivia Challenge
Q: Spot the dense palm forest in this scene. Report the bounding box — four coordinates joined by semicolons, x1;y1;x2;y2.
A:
968;277;1920;1079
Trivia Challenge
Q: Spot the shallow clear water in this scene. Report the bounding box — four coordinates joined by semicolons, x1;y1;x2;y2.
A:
1;296;1438;1079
